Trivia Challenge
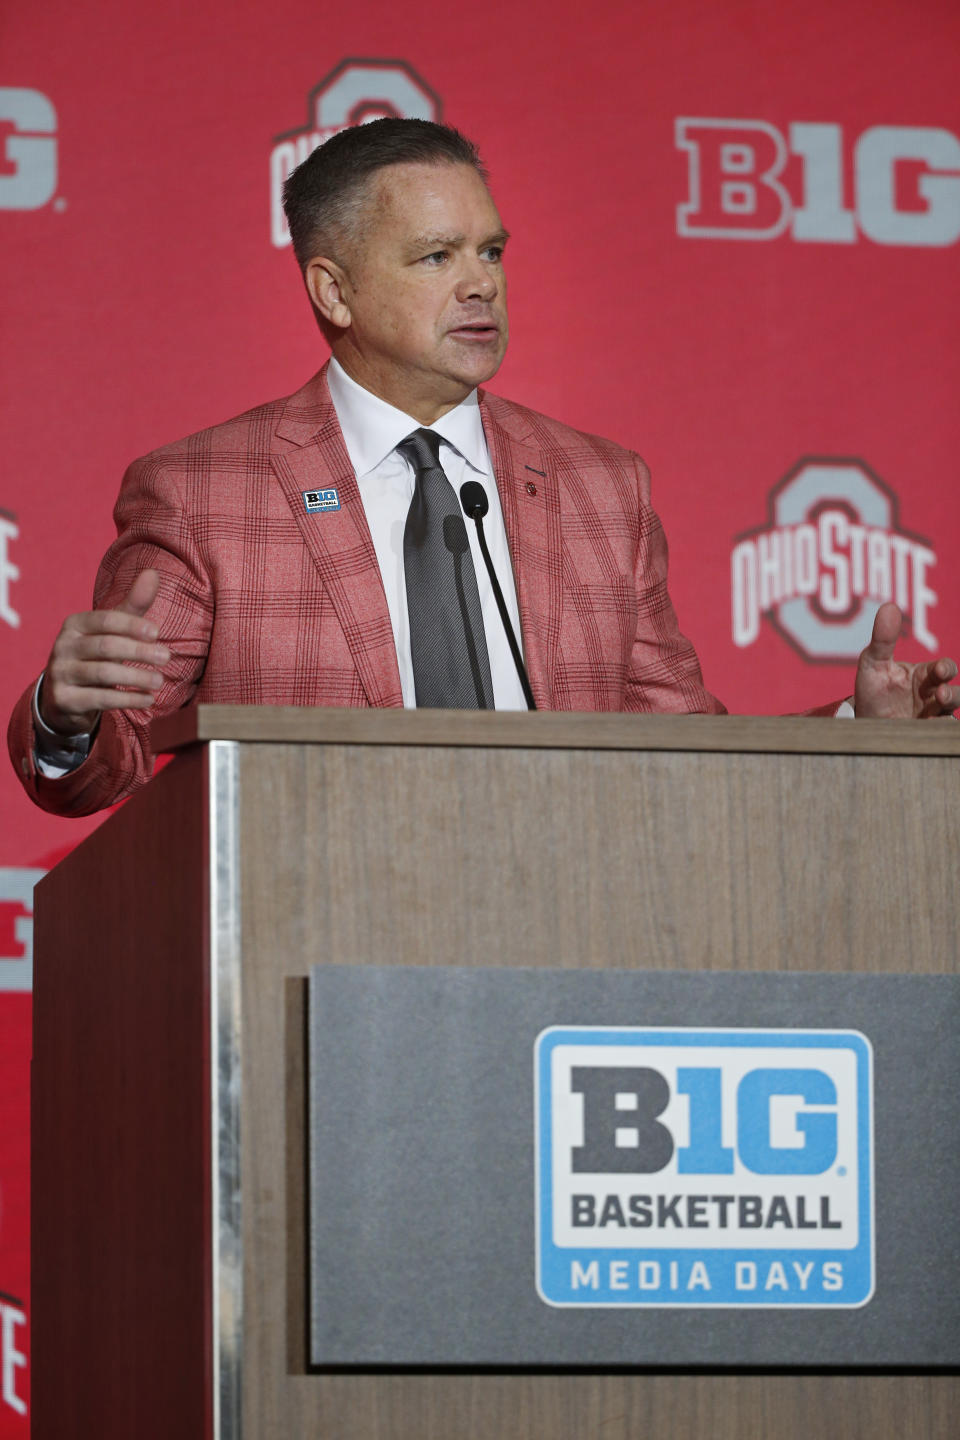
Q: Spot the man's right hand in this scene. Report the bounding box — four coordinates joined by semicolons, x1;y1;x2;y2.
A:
37;569;170;737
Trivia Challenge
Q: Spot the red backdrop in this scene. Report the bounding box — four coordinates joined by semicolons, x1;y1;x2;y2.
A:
2;1;959;1428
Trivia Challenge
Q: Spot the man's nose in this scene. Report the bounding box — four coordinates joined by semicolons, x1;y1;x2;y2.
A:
455;260;498;303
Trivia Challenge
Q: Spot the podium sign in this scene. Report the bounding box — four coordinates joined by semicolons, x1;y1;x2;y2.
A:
535;1024;872;1309
309;965;958;1366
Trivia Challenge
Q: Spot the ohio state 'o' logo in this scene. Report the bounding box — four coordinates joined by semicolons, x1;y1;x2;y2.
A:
269;59;442;248
730;458;938;662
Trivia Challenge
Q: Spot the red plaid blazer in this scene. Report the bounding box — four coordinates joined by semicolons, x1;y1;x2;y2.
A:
9;364;727;816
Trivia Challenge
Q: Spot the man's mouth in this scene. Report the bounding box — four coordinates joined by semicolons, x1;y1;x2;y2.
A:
448;321;500;341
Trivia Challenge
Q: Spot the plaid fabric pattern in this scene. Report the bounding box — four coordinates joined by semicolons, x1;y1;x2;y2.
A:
10;363;729;816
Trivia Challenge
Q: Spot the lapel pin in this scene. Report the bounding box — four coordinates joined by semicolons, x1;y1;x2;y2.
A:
524;465;545;497
302;487;341;513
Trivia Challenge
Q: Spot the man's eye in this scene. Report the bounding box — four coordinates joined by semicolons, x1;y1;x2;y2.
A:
422;251;448;265
483;246;504;262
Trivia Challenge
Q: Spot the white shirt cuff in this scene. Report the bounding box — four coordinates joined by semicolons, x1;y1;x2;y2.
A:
835;698;856;719
32;674;94;777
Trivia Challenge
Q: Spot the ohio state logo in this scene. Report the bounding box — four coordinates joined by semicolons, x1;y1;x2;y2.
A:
730;459;938;662
269;58;442;248
676;118;960;247
0;507;20;629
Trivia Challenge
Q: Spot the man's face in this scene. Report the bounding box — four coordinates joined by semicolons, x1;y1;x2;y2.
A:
328;161;509;423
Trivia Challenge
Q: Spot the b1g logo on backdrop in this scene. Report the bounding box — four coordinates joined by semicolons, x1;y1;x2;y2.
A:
535;1027;873;1308
0;87;57;211
730;459;938;661
269;58;442;248
0;869;42;992
676;118;960;246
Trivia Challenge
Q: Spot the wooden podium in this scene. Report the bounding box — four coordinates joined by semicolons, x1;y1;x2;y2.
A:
31;708;960;1439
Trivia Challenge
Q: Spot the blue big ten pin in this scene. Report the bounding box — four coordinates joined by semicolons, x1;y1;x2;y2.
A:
303;488;341;513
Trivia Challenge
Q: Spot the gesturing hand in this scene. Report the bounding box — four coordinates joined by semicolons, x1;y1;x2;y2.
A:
854;602;959;719
38;569;170;737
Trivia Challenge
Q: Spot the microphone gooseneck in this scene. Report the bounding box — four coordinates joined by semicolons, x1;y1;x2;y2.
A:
459;482;537;711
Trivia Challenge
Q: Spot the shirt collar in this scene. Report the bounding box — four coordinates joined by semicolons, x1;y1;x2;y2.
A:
326;356;491;478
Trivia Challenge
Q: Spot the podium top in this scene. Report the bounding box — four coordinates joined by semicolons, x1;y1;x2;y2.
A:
151;704;960;758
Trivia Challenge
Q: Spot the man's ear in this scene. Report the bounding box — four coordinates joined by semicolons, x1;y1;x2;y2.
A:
305;258;352;331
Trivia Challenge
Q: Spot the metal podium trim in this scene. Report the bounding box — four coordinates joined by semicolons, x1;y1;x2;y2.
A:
210;741;243;1440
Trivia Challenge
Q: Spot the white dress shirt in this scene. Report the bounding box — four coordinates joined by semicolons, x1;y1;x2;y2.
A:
326;357;528;710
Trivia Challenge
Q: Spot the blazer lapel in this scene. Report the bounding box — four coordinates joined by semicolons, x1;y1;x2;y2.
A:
271;370;403;708
480;394;562;709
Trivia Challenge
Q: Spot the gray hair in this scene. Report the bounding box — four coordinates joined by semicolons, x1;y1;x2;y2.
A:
282;117;488;271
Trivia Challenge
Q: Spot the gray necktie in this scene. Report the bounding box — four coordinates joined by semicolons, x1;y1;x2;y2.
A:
398;428;494;709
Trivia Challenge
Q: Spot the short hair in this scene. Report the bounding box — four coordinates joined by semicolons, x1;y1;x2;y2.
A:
282;117;488;271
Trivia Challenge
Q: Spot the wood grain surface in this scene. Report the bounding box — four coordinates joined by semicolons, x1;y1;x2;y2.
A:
152;703;960;759
235;737;960;1438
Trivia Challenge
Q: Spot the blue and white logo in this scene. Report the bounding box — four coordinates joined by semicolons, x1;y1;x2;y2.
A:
535;1027;873;1308
303;487;341;513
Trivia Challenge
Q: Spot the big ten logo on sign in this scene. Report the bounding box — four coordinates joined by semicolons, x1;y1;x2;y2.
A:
731;459;937;662
0;869;43;992
269;59;442;247
535;1027;873;1308
0;509;20;629
676;119;960;246
0;88;57;210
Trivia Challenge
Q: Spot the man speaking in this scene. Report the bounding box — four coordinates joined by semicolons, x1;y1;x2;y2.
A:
7;120;958;817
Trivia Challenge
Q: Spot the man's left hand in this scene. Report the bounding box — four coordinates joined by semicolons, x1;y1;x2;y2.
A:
854;602;959;718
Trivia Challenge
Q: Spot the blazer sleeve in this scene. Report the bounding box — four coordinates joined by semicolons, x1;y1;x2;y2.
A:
623;454;727;715
7;452;214;817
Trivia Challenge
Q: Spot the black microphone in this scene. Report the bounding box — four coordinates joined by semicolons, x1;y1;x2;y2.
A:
460;481;537;711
